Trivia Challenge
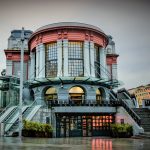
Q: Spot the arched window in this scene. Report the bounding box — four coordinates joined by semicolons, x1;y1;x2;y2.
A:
45;87;57;101
96;88;106;103
69;86;85;104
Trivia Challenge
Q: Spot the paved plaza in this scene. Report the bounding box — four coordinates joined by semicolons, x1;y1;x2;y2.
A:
0;137;149;150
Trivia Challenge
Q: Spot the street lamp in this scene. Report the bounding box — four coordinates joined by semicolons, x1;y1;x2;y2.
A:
19;27;25;138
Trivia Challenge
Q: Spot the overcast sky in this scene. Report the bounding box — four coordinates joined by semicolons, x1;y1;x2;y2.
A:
0;0;150;89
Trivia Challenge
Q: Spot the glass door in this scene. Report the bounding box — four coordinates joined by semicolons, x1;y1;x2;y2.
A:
82;116;92;137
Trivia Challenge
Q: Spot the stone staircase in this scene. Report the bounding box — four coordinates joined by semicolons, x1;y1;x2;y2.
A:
133;108;150;132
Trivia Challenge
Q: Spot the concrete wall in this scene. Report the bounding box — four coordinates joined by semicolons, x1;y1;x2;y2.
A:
116;106;144;135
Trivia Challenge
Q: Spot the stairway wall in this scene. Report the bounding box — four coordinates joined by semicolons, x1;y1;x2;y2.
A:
116;106;144;135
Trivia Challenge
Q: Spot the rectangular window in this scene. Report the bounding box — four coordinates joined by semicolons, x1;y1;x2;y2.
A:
68;42;84;77
45;43;57;77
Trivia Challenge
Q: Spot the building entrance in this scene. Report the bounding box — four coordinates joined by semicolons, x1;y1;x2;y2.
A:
56;113;114;137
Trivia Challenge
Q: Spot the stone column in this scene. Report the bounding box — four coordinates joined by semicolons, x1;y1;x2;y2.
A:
30;52;35;79
39;44;45;78
63;39;69;76
100;48;107;80
36;45;40;78
84;41;90;76
90;41;95;77
57;40;63;77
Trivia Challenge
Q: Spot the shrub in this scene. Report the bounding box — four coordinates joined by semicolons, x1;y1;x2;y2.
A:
110;123;133;138
22;120;53;137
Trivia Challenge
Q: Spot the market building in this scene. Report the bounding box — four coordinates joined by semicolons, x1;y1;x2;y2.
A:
0;22;149;137
128;85;150;107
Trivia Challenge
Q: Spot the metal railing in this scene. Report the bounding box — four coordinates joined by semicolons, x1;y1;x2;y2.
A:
0;103;13;118
47;99;122;107
120;99;141;126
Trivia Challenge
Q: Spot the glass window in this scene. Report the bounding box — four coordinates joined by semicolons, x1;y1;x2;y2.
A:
45;87;57;101
68;42;84;77
45;43;57;77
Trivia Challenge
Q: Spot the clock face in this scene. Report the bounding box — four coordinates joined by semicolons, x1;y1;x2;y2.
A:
107;48;112;53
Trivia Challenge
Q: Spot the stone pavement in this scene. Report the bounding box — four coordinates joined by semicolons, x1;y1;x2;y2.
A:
0;136;150;150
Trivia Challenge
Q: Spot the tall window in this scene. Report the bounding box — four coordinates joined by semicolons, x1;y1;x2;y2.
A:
94;45;100;78
45;43;57;77
68;42;83;77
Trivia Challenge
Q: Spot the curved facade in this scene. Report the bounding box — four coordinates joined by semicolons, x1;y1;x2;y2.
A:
28;22;118;81
26;23;119;137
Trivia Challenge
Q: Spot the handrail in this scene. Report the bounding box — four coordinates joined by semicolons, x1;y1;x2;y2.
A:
22;100;37;118
3;101;26;124
120;99;141;126
0;102;13;117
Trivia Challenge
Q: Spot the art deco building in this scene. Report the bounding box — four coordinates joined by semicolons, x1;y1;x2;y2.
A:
0;22;147;137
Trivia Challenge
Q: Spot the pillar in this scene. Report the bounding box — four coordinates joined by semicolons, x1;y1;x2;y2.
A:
57;40;63;76
84;41;90;76
100;48;107;80
39;44;45;78
36;45;40;78
30;52;35;79
63;39;69;76
90;41;95;77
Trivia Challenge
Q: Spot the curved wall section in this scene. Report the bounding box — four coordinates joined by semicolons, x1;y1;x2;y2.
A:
29;28;108;51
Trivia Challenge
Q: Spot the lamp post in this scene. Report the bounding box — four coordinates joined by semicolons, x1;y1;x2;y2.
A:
19;27;25;138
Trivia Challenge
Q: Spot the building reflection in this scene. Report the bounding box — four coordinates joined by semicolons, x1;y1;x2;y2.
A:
92;138;112;150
